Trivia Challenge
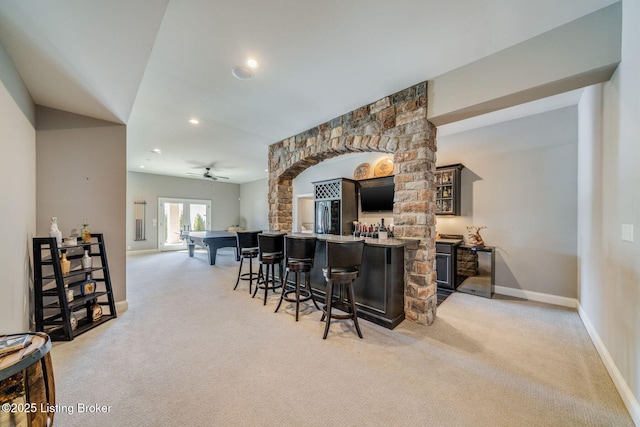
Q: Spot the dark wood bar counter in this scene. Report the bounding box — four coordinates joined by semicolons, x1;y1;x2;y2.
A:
291;234;411;329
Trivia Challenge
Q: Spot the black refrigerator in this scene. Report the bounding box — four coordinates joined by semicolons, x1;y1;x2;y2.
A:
312;178;357;235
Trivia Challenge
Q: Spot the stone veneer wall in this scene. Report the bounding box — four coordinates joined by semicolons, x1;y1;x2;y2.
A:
268;81;439;325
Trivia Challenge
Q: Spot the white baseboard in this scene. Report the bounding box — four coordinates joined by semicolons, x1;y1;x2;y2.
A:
115;299;128;314
127;249;160;255
494;285;577;308
578;303;640;425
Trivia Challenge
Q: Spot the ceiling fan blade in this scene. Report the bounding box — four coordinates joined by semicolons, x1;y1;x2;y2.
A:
213;175;229;180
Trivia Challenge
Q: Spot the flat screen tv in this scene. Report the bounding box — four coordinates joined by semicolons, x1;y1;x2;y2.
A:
359;177;394;212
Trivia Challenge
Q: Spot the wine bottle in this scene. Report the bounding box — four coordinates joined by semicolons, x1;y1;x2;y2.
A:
379;218;388;240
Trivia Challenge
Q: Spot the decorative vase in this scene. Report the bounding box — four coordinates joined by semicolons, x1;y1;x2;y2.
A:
70;314;78;331
82;250;92;270
50;217;62;247
91;303;103;322
81;219;91;243
60;253;70;276
65;282;74;302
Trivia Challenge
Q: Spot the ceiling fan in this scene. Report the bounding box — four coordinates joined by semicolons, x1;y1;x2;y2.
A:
187;165;229;181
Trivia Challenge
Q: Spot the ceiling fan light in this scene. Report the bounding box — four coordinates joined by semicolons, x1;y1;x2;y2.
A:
231;66;253;80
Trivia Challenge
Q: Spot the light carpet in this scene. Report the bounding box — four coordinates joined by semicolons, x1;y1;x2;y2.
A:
49;250;633;426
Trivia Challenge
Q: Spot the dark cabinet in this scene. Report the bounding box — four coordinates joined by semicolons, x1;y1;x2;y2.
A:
435;164;464;216
436;241;459;290
33;234;117;341
309;240;405;329
313;178;357;235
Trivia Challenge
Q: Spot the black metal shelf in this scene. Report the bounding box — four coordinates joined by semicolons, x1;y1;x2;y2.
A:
33;234;117;341
45;315;116;342
43;292;108;310
41;266;105;281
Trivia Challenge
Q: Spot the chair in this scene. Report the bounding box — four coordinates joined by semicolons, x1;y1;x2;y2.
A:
275;236;320;320
234;231;261;293
321;239;365;339
253;233;285;305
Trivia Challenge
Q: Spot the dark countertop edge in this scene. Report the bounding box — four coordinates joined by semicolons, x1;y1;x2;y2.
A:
289;233;413;248
436;238;463;245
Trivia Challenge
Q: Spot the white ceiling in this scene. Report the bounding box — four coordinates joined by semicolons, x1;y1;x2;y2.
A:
0;0;617;183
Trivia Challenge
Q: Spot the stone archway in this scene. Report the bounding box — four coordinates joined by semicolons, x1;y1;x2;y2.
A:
268;81;438;325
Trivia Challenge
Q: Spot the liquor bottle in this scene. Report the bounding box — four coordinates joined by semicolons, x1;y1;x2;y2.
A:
82;250;92;270
379;219;388;240
60;252;71;276
81;218;91;243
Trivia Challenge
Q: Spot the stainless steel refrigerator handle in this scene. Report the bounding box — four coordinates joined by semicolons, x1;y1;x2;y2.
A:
324;205;329;234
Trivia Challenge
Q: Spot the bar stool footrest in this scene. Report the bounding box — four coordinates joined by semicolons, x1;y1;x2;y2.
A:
281;289;313;303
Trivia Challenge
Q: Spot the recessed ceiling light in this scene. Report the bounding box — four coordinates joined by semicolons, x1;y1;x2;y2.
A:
231;66;253;80
189;118;199;125
151;148;162;154
140;165;145;168
246;59;258;69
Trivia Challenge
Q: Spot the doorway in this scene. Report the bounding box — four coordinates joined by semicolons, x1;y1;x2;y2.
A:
294;193;314;233
158;198;211;251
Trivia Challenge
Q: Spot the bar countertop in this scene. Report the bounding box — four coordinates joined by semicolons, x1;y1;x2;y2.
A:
289;233;416;248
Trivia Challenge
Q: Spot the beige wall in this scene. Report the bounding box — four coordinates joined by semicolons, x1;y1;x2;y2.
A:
578;0;640;420
36;107;127;303
239;178;269;232
127;171;241;250
428;3;621;125
0;41;36;334
437;106;578;299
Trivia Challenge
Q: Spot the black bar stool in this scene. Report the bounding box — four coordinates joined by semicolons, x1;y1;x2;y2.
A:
234;231;261;293
321;239;365;339
275;235;320;320
254;233;285;305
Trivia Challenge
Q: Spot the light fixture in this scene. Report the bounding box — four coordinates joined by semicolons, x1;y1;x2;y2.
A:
151;148;162;154
231;66;253;80
189;118;199;125
139;165;145;168
246;59;258;68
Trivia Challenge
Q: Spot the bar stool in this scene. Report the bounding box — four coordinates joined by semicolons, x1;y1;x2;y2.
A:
234;231;261;293
253;233;285;305
275;235;320;320
321;239;365;339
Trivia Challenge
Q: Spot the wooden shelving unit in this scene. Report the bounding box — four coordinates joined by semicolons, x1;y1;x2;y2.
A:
33;233;117;341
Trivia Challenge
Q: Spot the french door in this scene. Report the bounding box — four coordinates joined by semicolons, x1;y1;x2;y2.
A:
158;198;211;251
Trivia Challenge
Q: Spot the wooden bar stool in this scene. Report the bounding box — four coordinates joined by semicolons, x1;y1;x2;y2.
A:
321;239;365;339
234;231;261;293
275;235;320;320
253;233;285;305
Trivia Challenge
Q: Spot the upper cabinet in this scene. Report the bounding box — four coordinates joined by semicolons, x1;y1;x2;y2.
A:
435;164;464;216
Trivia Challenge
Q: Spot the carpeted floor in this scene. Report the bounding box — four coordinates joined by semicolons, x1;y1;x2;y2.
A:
49;249;633;426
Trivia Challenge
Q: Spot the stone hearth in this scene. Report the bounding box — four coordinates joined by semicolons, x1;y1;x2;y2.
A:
267;81;439;325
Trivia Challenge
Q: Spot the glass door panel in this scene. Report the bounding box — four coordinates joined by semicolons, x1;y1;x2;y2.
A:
158;198;211;251
160;202;185;251
189;203;208;231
